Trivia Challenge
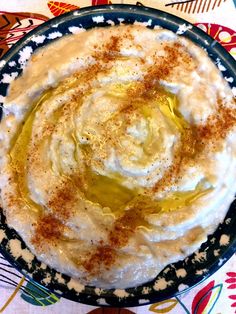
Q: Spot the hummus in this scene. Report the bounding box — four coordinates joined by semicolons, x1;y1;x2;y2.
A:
0;25;236;288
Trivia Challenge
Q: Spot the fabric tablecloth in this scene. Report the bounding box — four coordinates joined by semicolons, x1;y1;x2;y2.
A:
0;1;235;313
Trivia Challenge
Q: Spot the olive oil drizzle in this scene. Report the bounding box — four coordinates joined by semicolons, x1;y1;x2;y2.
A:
76;84;211;216
9;92;52;213
9;78;211;244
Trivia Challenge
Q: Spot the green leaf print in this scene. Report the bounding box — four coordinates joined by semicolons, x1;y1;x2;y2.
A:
20;279;60;306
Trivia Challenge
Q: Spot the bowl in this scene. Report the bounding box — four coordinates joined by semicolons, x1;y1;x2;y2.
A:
0;4;235;307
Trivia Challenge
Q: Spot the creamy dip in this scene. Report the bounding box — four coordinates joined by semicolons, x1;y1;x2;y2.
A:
0;25;236;288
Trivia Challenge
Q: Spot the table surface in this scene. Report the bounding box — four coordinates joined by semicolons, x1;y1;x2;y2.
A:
0;1;235;313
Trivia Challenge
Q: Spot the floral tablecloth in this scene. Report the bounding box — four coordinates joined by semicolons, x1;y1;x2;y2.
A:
0;0;235;313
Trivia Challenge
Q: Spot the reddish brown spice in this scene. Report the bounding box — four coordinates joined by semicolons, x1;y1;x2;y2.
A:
31;214;64;249
82;201;156;275
153;101;236;193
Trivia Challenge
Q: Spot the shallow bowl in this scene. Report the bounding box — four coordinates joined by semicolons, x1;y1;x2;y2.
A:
0;4;235;307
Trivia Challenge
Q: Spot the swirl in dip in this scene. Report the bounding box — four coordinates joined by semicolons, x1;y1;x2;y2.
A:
0;25;236;288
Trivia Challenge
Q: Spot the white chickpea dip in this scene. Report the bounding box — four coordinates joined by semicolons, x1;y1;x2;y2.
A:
0;25;236;288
